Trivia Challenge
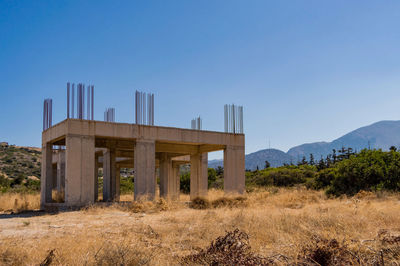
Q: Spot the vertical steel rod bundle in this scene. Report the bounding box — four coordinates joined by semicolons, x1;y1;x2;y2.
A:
67;82;95;120
71;83;75;118
224;104;244;134
104;108;115;122
135;90;154;125
43;98;53;131
67;82;70;119
87;85;90;120
83;84;85;119
191;116;202;130
91;85;94;120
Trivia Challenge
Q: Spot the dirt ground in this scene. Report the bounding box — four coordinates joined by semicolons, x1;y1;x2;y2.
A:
0;188;399;265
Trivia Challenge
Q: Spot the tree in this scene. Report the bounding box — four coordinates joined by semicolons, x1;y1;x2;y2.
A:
208;168;217;188
309;154;315;166
301;156;308;165
332;149;337;164
325;155;332;168
216;166;224;176
317;156;325;171
390;146;397;152
264;160;270;169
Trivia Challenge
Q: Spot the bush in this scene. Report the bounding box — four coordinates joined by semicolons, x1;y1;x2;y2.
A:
326;149;400;196
180;172;190;194
120;176;134;194
246;167;312;188
308;168;338;190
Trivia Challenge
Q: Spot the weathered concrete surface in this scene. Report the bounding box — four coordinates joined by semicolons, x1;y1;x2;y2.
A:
65;135;95;205
56;151;65;193
190;153;208;200
103;148;116;202
224;145;245;194
134;139;155;201
94;154;99;201
40;143;53;208
43;119;244;149
159;153;181;200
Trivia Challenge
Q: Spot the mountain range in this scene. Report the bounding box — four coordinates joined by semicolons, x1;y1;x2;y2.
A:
209;120;400;170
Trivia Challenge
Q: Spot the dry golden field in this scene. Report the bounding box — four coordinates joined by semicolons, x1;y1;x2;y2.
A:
0;188;399;265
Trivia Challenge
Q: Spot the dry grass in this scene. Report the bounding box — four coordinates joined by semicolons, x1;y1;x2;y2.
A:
0;193;40;212
0;188;399;265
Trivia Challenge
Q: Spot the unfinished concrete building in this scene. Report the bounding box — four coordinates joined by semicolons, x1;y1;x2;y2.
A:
40;85;245;210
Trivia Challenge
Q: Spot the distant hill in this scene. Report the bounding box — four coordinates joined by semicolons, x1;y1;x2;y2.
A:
288;120;400;160
245;149;294;169
208;149;294;170
210;120;400;169
2;120;400;177
0;142;41;186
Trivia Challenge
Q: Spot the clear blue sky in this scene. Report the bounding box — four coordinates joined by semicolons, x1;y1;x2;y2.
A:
1;1;400;159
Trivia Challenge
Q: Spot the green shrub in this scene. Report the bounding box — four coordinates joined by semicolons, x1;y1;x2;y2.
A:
180;172;190;194
120;176;134;194
308;168;338;190
326;149;400;196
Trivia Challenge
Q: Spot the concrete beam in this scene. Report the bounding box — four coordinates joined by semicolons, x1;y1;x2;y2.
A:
43;120;245;147
190;153;208;200
134;139;155;200
156;143;199;155
223;145;245;194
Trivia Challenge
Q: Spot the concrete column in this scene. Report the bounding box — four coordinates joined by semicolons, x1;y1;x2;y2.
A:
57;151;65;193
40;143;53;208
159;153;169;198
94;154;99;201
65;135;95;205
172;163;181;200
223;145;245;194
134;139;155;201
190;153;208;200
115;166;120;201
52;164;57;189
159;153;180;199
103;148;116;202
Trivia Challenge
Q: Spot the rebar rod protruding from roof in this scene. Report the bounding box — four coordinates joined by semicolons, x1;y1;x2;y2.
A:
224;104;244;134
